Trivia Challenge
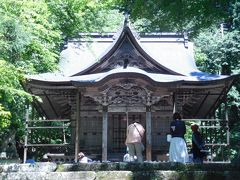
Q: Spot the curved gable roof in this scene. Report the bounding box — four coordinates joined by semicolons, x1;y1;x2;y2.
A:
72;24;183;76
58;22;200;77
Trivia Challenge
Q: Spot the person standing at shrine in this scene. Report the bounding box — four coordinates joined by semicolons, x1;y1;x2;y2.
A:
125;121;145;163
169;112;189;163
191;124;205;163
16;139;24;162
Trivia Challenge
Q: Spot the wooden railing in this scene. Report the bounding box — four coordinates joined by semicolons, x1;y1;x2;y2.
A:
24;117;71;163
183;119;230;162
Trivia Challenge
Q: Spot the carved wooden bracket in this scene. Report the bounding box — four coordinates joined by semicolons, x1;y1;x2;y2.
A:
92;81;165;107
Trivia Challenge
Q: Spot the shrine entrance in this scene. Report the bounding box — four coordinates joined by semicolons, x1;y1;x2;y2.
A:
108;112;146;161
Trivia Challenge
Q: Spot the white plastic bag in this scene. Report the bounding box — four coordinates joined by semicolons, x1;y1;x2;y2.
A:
167;134;172;142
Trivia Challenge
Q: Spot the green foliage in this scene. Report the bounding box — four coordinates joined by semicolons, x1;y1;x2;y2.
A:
0;0;61;146
114;0;231;35
194;28;222;74
189;1;240;76
228;121;240;161
0;104;11;129
0;60;31;144
193;2;240;160
194;29;240;107
0;17;30;64
0;0;61;74
46;0;123;38
232;1;240;30
92;9;123;32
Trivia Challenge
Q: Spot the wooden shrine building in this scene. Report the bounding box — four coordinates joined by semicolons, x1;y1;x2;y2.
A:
24;20;239;162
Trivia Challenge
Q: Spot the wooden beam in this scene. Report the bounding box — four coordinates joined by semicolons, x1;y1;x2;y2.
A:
28;119;70;122
206;86;227;118
25;144;70;147
198;126;224;129
33;93;75;96
27;126;68;129
225;99;230;146
205;143;228;146
28;84;76;90
182;119;226;121
28;88;49;119
146;106;152;161
173;92;225;96
102;106;108;162
108;106;146;112
193;92;210;117
44;91;59;117
74;91;81;162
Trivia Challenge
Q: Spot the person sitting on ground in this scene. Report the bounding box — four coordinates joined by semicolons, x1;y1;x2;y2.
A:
42;153;52;162
78;152;92;163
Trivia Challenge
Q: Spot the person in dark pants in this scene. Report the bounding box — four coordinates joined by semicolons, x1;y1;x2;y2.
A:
169;112;189;163
16;140;24;162
191;124;205;163
125;121;145;163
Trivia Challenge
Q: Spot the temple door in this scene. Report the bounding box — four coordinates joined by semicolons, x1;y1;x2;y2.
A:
108;112;146;154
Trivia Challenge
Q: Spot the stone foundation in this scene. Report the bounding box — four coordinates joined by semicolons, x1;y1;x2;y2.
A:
1;162;240;180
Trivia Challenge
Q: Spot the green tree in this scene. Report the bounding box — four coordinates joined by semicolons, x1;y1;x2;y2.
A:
0;0;123;149
0;60;32;143
232;1;240;30
0;0;61;145
193;2;240;160
114;0;233;36
0;0;61;73
46;0;123;39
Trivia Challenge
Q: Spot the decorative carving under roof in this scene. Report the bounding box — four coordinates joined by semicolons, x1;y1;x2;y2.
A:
109;49;145;70
92;80;165;107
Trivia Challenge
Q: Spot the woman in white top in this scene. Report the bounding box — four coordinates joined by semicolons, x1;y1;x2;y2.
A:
169;112;189;163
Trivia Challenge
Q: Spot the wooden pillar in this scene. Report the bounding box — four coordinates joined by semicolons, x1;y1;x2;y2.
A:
146;106;152;161
225;101;229;145
225;99;230;161
23;106;29;163
74;91;81;162
173;93;176;113
102;106;108;162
